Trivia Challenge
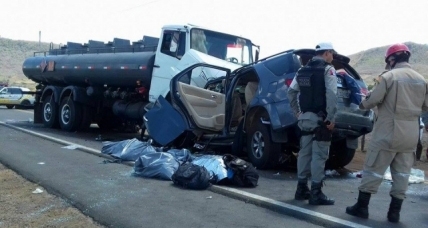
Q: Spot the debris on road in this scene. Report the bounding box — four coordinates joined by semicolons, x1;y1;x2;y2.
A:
62;144;80;150
384;167;425;184
325;170;340;176
32;188;44;194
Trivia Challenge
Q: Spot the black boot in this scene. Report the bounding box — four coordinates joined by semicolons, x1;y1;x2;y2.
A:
387;196;403;223
346;191;371;219
309;182;335;205
295;179;310;200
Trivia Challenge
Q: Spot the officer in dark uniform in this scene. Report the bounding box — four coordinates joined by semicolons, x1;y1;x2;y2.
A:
287;42;338;205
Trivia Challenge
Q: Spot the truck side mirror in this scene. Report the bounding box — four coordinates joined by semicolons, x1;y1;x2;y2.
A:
255;49;259;62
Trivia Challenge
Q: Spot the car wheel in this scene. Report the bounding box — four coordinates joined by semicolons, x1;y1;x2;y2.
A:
42;95;59;128
78;105;94;131
6;105;14;109
325;139;356;169
59;96;82;132
246;119;281;169
19;100;32;109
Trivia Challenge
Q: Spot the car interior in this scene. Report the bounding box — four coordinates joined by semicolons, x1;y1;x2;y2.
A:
176;68;259;133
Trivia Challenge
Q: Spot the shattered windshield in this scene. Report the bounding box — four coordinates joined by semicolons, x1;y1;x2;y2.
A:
190;28;253;65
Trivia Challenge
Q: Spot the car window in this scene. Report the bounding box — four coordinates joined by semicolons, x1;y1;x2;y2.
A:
263;53;301;76
8;88;22;94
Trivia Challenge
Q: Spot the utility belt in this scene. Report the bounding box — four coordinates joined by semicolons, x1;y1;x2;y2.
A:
300;120;332;142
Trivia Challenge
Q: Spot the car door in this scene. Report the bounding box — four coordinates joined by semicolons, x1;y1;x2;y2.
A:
171;63;230;132
0;88;12;104
9;88;23;105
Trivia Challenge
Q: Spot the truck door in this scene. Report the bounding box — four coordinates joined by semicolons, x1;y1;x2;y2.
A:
149;30;187;103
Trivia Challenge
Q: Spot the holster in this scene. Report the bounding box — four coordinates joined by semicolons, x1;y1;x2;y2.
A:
314;126;332;141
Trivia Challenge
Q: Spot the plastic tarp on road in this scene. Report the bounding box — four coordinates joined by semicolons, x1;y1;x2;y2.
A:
101;138;228;183
134;152;179;180
101;138;157;161
191;155;228;183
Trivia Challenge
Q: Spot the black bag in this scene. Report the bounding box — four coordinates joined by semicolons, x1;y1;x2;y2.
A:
314;126;332;141
172;163;211;190
222;154;259;187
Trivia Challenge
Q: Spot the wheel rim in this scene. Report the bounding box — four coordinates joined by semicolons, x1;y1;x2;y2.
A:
61;104;71;125
251;131;265;159
43;103;52;122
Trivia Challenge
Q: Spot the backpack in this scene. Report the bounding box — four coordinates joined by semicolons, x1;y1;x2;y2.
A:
171;163;211;190
222;154;259;187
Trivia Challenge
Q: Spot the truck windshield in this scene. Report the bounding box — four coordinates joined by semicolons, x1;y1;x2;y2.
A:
190;28;253;65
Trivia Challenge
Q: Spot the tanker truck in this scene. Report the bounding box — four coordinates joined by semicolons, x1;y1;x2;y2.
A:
22;24;259;132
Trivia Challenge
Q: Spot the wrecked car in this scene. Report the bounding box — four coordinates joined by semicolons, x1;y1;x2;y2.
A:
144;49;374;169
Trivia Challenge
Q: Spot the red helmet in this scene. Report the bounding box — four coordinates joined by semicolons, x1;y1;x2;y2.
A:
385;43;411;61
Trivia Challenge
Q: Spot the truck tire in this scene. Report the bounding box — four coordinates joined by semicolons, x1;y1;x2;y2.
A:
6;105;14;109
246;120;281;169
59;96;82;132
325;139;356;169
42;95;59;128
78;105;94;131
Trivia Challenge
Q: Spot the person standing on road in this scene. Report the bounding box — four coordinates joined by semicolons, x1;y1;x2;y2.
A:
346;43;428;223
287;42;337;205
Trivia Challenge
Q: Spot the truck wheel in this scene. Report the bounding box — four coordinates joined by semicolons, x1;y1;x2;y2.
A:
42;95;59;128
59;96;82;132
6;105;14;109
325;139;356;169
78;105;94;131
246;119;281;169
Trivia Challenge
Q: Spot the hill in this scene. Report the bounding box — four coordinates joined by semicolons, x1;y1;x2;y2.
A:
0;38;54;90
349;42;428;85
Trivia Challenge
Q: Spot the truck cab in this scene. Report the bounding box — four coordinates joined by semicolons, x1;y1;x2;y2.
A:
149;24;259;103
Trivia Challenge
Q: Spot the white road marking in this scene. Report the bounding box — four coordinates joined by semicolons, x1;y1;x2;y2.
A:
0;121;371;228
15;109;34;114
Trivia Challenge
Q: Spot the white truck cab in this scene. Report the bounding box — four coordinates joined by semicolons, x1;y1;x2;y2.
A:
149;24;259;103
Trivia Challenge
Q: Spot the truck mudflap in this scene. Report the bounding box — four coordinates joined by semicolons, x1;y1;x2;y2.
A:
144;96;187;146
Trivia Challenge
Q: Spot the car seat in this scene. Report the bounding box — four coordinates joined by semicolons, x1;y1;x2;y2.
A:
230;92;243;127
245;81;259;105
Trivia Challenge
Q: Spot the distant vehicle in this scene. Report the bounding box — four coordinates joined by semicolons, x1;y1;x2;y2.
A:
0;87;35;109
145;49;374;169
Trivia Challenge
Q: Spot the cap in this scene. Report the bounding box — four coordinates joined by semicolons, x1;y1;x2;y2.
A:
315;42;337;54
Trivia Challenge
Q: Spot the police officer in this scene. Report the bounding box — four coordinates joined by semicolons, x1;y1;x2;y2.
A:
287;42;337;205
346;43;428;223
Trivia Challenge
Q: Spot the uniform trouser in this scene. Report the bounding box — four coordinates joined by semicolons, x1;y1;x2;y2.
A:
297;134;331;183
358;150;415;200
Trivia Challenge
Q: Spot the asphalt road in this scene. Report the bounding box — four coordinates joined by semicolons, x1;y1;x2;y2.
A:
0;107;321;228
1;107;427;227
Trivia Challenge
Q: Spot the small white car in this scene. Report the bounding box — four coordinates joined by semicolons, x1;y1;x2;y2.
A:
0;87;35;109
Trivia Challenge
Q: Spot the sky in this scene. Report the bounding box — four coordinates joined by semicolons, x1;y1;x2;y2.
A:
0;0;427;58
